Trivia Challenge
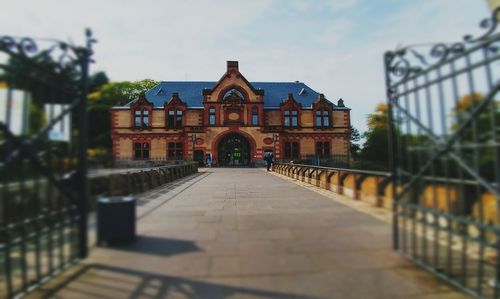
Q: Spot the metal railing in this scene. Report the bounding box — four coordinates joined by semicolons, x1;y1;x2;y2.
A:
384;8;500;298
0;31;95;298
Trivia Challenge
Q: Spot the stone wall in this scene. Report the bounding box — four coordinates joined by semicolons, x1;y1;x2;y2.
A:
88;163;198;210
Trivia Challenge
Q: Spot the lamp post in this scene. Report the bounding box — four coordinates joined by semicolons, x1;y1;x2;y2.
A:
191;133;197;161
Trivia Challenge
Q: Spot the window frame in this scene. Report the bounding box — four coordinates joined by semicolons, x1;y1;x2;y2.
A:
167;142;184;160
251;106;259;126
284;109;299;127
133;142;150;160
133;108;151;128
166;108;184;129
315;109;330;128
315;141;331;156
209;107;216;126
284;141;300;159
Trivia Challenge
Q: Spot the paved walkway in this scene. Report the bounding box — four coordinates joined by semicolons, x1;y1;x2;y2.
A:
32;168;467;299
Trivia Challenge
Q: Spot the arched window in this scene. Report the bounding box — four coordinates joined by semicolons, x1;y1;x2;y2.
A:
134;109;150;128
223;88;244;101
209;107;216;126
316;109;330;127
251;106;258;125
167;108;183;129
284;109;298;127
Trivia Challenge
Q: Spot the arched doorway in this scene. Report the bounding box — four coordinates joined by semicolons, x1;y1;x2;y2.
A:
217;133;251;167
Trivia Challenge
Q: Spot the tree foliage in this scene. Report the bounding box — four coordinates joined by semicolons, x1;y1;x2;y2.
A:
349;125;361;158
358;103;390;170
87;79;159;150
87;79;158;110
0;49;160;162
450;92;500;181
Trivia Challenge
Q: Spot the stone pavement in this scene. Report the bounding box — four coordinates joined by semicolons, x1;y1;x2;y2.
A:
31;168;468;299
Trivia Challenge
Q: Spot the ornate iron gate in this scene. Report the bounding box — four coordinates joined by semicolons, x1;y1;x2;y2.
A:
385;8;500;298
0;30;94;298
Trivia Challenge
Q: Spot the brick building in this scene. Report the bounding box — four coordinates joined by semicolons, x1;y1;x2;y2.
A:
111;61;351;166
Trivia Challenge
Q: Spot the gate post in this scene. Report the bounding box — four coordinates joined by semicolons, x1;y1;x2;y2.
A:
384;51;399;251
77;29;95;258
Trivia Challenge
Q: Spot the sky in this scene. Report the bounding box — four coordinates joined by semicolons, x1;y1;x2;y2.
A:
0;0;492;134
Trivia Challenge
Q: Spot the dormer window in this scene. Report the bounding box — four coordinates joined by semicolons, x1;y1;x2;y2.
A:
130;93;153;129
315;109;330;128
133;109;150;128
164;92;186;130
167;109;183;129
284;109;298;127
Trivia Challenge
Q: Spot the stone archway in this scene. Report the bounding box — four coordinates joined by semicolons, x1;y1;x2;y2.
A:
213;131;256;167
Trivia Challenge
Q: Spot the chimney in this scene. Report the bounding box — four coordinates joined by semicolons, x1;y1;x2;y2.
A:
227;61;239;72
337;98;345;107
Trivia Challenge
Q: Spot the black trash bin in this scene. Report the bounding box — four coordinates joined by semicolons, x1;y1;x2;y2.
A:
97;196;136;246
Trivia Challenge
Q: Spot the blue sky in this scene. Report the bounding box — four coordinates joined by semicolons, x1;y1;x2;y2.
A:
0;0;492;134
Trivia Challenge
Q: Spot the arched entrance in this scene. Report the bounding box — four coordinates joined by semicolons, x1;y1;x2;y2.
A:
217;133;251;167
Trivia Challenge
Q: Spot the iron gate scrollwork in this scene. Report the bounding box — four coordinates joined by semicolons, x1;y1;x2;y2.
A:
0;30;95;298
385;8;500;298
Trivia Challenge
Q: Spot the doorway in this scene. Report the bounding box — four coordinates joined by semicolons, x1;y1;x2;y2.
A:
193;150;204;166
217;133;251;167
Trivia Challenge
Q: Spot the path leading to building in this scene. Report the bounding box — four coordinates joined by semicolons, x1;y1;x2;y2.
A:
32;168;467;299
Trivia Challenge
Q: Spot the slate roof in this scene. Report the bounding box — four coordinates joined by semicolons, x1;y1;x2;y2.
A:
130;81;350;109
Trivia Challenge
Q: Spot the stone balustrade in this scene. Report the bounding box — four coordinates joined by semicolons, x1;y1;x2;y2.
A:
272;162;497;226
88;162;198;210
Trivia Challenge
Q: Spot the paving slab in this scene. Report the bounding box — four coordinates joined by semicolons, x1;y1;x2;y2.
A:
29;168;469;299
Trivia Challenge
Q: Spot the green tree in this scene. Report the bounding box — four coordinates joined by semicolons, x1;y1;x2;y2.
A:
451;92;500;181
349;125;361;158
359;103;390;170
87;79;159;151
88;71;110;93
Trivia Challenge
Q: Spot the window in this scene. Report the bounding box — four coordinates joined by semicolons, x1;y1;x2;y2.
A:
284;110;290;127
209;107;216;126
167;109;183;129
176;110;183;128
316;141;331;156
284;109;298;127
223;88;244;101
316;109;330;127
251;107;258;125
291;110;298;127
134;110;141;127
168;142;183;159
134;142;150;160
284;141;299;159
133;109;150;128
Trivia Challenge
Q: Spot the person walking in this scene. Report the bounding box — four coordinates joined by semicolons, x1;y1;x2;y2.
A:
264;152;274;172
205;153;212;168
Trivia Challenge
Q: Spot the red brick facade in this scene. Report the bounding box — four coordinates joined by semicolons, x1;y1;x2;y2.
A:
111;61;351;166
